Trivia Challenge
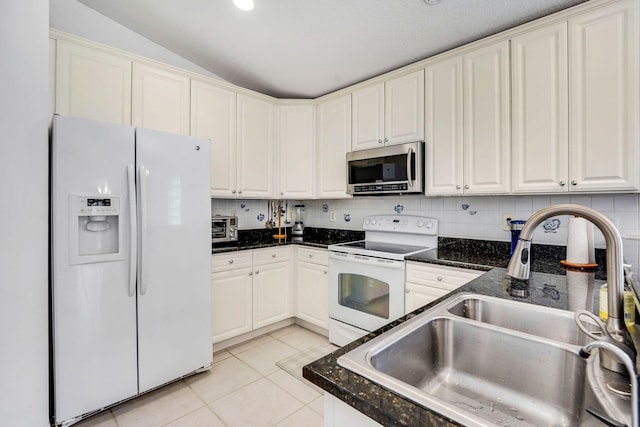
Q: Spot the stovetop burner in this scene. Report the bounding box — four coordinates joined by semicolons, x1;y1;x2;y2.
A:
335;240;433;255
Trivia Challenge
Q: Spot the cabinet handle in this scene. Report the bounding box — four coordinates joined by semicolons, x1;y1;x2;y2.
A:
232;189;237;194
255;270;260;275
309;254;314;258
228;259;234;264
384;138;389;143
378;139;383;144
437;276;443;281
272;254;276;258
323;271;327;275
456;185;461;190
249;271;253;276
280;192;284;196
405;289;410;294
463;185;469;190
571;180;577;186
559;181;566;187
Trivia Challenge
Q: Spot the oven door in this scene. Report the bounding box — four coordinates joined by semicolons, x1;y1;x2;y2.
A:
328;251;405;333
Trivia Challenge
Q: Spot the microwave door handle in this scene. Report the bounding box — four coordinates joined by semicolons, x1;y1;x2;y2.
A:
406;147;414;187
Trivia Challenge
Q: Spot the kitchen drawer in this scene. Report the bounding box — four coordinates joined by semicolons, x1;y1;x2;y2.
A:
212;251;253;272
406;262;482;289
253;246;290;265
296;247;328;266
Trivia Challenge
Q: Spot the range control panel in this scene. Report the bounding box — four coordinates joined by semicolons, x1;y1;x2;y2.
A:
362;215;438;235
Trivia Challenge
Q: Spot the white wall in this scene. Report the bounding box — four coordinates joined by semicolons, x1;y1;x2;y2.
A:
0;1;50;426
49;0;225;80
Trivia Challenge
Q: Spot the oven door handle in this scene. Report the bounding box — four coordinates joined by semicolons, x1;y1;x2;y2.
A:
406;147;414;188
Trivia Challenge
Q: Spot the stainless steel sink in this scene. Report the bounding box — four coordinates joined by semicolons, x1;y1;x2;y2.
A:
446;294;595;346
338;293;632;427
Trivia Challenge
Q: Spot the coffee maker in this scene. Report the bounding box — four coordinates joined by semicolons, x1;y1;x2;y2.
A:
292;204;305;242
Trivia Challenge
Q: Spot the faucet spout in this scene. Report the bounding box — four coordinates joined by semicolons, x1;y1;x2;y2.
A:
507;204;636;372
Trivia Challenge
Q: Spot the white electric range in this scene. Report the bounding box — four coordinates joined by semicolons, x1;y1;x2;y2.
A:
327;215;438;346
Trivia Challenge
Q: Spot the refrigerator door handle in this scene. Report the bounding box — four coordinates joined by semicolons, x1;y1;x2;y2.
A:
138;164;149;296
127;165;137;297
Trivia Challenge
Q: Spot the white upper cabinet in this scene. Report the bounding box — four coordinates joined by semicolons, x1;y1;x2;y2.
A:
425;41;510;196
351;83;384;150
351;70;424;151
513;1;639;193
384;70;425;145
316;94;352;199
132;62;190;135
569;1;639;192
278;104;314;199
190;80;237;197
424;56;464;195
55;40;132;125
511;23;569;193
236;94;275;198
463;40;511;195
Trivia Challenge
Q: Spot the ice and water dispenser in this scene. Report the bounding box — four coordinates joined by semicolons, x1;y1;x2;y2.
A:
69;195;125;265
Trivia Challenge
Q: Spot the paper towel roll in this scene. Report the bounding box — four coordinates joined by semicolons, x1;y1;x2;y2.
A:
566;216;595;265
566;270;593;311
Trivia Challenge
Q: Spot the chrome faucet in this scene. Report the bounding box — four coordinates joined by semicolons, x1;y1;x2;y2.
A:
507;204;636;372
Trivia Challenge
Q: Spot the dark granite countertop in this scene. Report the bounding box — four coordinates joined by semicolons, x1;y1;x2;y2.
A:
211;227;364;254
302;267;607;427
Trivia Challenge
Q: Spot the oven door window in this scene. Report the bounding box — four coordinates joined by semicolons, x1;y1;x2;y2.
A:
338;273;389;319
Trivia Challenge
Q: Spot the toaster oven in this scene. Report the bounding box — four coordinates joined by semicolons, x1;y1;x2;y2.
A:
211;215;238;243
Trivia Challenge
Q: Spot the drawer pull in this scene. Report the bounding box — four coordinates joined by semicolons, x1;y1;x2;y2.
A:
309;254;314;258
437;276;443;281
255;270;260;275
272;254;277;258
228;259;234;264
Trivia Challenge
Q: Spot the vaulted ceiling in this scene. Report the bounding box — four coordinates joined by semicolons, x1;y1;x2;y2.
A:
78;0;588;99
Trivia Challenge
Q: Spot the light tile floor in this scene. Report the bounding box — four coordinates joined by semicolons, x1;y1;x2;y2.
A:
74;325;334;427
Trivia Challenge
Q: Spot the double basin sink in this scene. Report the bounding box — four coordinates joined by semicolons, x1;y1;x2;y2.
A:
338;293;633;426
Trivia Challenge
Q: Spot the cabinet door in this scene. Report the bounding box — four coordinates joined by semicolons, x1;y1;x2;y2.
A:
132;62;190;135
191;80;237;197
237;94;275;198
316;95;352;198
211;267;253;343
405;283;449;313
463;40;511;194
569;1;639;192
385;70;425;145
351;83;385;151
253;262;292;329
512;23;569;193
278;105;314;199
55;40;132;125
425;57;464;195
296;261;329;329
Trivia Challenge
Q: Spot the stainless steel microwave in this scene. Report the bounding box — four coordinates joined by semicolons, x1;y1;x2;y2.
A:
211;215;238;243
346;141;424;195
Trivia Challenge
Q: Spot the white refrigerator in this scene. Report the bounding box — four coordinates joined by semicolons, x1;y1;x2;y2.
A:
50;115;212;426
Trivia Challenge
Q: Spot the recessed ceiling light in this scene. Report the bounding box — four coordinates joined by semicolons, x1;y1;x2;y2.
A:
233;0;254;11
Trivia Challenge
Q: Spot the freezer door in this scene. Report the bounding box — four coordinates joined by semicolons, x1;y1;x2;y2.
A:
135;128;212;392
51;115;138;423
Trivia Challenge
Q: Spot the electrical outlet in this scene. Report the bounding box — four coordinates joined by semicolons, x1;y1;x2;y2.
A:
502;213;514;231
329;211;336;222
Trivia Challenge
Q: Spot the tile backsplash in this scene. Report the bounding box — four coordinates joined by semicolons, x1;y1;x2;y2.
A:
212;194;640;276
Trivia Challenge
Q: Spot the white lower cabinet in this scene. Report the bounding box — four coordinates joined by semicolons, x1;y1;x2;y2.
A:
295;247;329;329
211;247;291;343
253;249;293;329
405;263;482;313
